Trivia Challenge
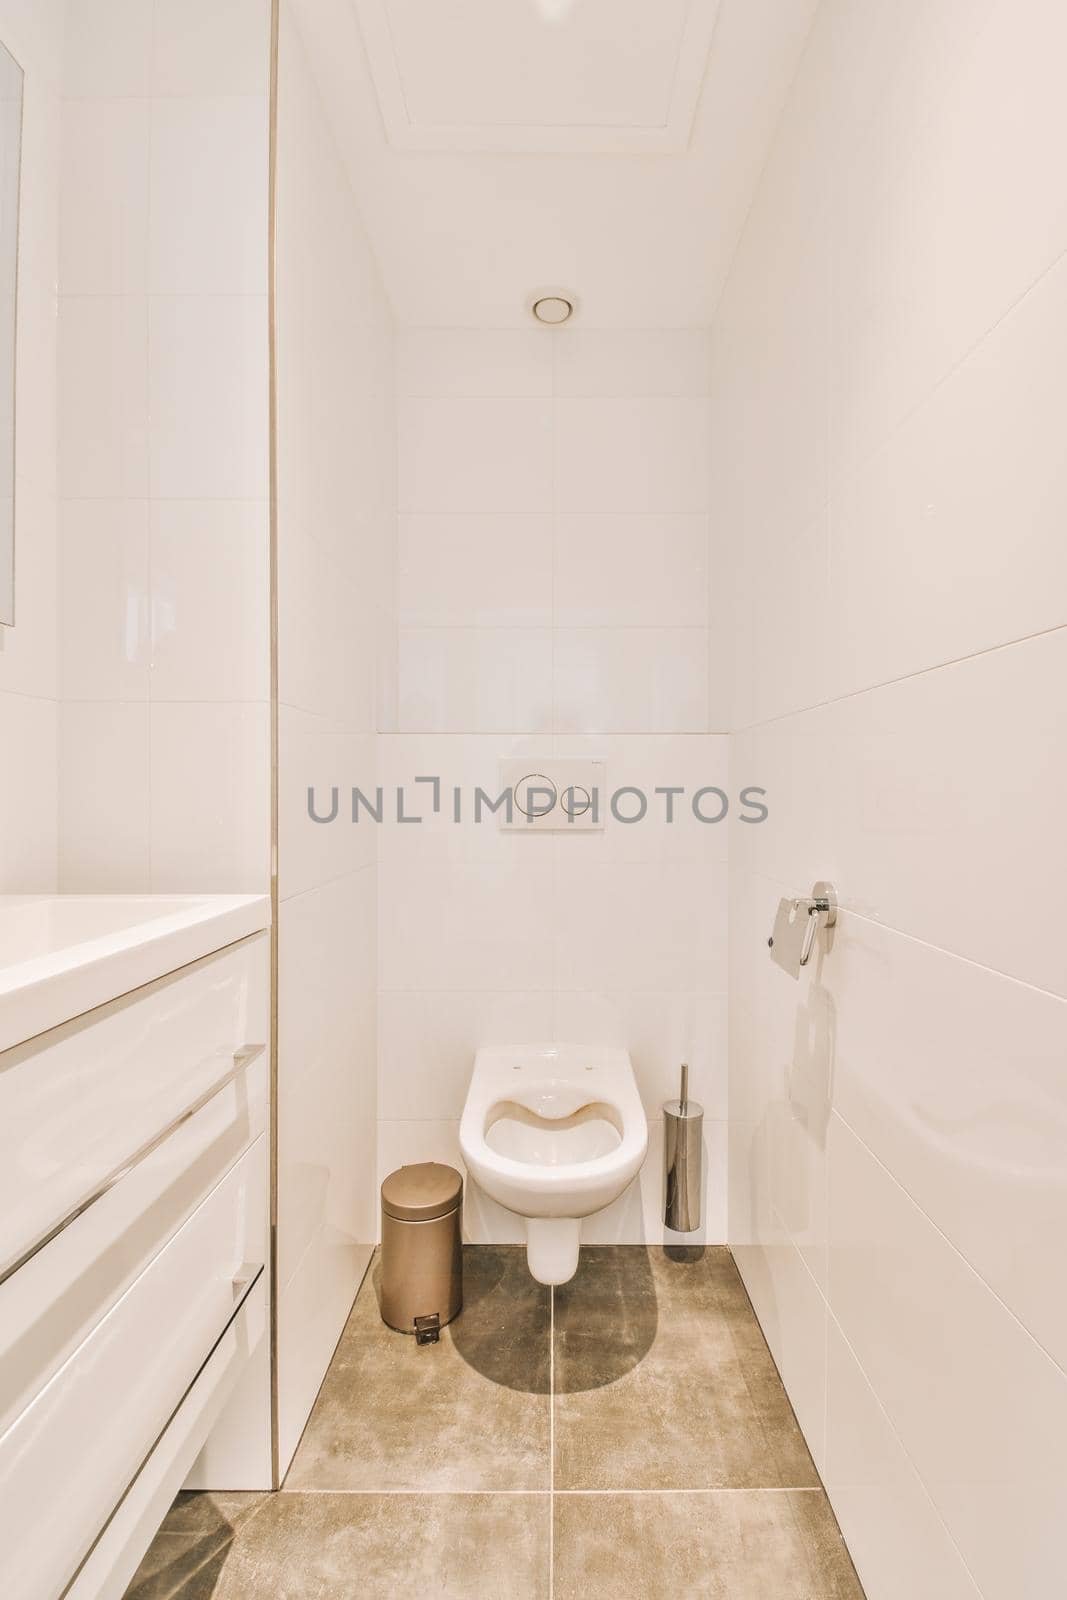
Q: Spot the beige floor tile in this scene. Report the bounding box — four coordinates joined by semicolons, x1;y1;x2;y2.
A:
159;1493;266;1536
124;1247;861;1599
123;1494;267;1599
122;1532;235;1600
284;1245;550;1491
166;1492;550;1599
553;1490;864;1599
553;1246;819;1489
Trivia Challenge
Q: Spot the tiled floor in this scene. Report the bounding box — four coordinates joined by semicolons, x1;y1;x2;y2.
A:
124;1246;864;1599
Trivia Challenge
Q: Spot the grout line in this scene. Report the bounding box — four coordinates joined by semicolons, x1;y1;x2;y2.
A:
279;1488;551;1497
549;1283;555;1599
824;1302;983;1597
275;1486;825;1496
830;1108;1067;1385
733;617;1067;734
552;1487;824;1496
834;900;1067;1004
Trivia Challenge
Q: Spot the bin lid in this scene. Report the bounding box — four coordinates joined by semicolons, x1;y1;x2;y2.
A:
381;1162;463;1222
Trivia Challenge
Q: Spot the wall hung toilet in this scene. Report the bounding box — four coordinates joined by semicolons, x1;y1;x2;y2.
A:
459;1045;649;1285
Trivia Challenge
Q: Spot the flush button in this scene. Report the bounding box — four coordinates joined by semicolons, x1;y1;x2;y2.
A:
561;784;592;817
499;758;604;831
514;773;557;818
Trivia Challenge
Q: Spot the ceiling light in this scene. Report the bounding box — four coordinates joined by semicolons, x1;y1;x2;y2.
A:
533;0;578;21
531;293;575;325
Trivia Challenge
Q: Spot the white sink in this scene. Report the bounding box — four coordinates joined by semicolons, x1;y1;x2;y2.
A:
0;894;271;1052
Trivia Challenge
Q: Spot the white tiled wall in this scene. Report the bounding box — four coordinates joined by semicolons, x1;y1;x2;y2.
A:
383;330;729;1244
273;1;396;1475
718;1;1067;1594
56;0;271;893
0;0;64;891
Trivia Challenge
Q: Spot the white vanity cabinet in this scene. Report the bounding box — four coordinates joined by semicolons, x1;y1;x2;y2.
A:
0;896;272;1600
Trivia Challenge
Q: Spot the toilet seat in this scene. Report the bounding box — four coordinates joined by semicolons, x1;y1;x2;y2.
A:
459;1045;649;1284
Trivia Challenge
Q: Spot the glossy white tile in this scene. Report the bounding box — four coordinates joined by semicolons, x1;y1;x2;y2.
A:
554;398;711;514
553;627;707;734
397;627;553;734
148;295;269;500
397;329;552;398
829;250;1067;699
59;499;149;701
732;1229;828;1471
58;701;149;891
732;507;828;730
58;296;148;499
0;693;57;892
149;96;268;294
10;277;58;502
151;0;271;98
277;869;377;1282
825;1317;982;1600
398;514;553;628
63;0;152;97
823;627;1067;997
553;514;708;628
553;329;711;398
148;702;270;892
149;499;269;703
378;860;554;993
553;859;727;994
399;397;552;514
832;907;1067;1367
828;1112;1067;1600
0;489;58;700
279;715;377;898
278;526;376;732
59;97;149;293
828;0;1067;476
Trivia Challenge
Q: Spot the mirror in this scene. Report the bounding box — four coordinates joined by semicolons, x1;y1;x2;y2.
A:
0;40;22;626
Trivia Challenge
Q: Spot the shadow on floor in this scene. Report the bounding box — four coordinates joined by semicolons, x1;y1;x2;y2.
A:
124;1493;260;1600
418;1246;551;1395
552;1244;660;1393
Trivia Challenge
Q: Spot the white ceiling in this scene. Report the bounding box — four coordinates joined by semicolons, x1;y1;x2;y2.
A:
289;0;820;327
354;0;721;153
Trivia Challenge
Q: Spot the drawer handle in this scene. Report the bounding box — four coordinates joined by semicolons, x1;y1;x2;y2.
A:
0;1043;267;1287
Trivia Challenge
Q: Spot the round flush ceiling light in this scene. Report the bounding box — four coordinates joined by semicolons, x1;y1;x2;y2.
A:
531;292;576;325
534;0;579;21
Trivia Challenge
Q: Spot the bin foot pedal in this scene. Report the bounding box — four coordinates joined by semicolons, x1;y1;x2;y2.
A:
414;1313;441;1345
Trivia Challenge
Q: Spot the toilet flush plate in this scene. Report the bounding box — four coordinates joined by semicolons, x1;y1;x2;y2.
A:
498;759;605;831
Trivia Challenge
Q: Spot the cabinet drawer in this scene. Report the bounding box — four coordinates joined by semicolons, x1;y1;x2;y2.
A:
0;1047;267;1436
0;1136;267;1600
67;1279;267;1600
0;932;267;1283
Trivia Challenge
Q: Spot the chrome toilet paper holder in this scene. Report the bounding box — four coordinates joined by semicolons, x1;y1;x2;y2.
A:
767;881;837;977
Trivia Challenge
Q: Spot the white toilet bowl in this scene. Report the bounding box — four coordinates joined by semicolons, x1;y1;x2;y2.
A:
459;1044;649;1285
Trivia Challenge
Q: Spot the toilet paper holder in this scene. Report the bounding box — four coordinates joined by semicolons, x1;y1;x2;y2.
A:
767;881;837;977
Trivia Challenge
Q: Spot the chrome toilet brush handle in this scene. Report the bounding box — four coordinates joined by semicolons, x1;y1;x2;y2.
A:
664;1063;702;1233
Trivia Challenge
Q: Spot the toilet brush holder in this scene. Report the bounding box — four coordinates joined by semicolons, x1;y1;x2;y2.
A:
663;1063;703;1232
